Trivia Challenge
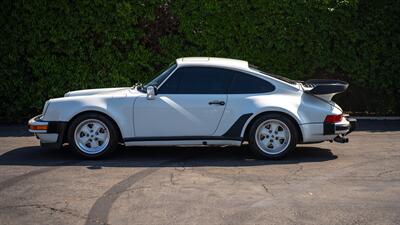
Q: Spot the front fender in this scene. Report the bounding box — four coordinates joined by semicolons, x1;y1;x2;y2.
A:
42;95;135;138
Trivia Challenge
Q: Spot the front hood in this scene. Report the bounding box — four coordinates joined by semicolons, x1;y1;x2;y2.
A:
64;87;131;97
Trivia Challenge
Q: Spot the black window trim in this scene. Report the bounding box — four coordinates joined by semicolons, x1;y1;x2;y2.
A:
154;64;179;89
157;65;276;95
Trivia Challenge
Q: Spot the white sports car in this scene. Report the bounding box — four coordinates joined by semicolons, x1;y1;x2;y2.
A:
28;57;356;159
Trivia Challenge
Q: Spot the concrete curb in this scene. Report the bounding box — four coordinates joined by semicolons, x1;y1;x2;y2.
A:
354;117;400;120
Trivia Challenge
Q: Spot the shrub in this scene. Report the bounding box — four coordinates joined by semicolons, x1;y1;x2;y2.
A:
1;0;399;122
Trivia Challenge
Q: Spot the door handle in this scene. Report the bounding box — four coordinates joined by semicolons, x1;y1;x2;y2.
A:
208;100;225;106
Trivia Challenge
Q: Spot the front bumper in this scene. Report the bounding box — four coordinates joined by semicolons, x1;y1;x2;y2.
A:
28;115;67;149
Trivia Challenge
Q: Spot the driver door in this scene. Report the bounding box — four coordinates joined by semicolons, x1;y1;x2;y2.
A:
133;66;234;137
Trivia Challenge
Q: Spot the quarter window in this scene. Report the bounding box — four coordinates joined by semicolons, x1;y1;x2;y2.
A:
229;73;275;94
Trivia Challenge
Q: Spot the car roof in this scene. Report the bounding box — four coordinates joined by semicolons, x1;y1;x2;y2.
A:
175;57;299;90
176;57;249;70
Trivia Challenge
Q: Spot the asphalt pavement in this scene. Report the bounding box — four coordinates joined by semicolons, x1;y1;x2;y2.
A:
0;120;399;225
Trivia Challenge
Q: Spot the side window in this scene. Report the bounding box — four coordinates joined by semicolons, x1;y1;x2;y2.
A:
229;73;275;94
157;71;180;94
159;67;235;94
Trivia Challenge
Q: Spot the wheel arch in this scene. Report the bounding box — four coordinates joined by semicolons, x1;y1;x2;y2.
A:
242;111;303;142
63;110;123;143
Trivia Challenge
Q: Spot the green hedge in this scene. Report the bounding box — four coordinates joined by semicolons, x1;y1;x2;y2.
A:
1;0;399;122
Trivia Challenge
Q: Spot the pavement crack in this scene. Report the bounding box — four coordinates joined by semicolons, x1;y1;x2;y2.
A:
84;155;196;225
376;169;398;177
174;166;186;172
292;165;304;176
262;184;274;197
100;185;151;197
283;164;303;185
0;160;81;193
170;172;177;185
0;203;93;222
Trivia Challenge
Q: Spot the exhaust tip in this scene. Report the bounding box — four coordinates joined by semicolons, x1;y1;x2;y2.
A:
334;136;348;143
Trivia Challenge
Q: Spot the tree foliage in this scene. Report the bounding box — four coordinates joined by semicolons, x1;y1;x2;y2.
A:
1;0;399;122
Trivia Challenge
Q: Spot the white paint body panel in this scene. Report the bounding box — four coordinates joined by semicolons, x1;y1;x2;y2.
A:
134;94;227;136
34;57;349;146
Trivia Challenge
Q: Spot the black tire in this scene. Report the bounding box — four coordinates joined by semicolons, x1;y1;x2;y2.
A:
248;114;298;159
67;112;119;159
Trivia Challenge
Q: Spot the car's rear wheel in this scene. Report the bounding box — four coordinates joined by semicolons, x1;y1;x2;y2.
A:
68;113;118;158
248;114;298;159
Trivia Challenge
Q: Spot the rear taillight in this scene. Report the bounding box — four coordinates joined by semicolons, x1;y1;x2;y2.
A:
324;114;343;123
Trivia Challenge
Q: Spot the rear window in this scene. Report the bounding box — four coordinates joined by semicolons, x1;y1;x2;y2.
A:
249;64;297;85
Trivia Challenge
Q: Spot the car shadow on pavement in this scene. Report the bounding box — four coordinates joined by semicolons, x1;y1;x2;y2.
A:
0;145;337;168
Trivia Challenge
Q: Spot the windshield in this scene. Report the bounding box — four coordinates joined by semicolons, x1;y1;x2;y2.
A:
136;63;177;92
145;63;177;88
249;64;297;85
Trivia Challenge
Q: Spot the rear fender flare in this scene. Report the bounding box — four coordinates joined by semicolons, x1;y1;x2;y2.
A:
240;108;303;141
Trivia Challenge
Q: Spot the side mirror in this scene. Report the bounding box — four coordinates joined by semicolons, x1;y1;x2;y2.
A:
146;86;156;100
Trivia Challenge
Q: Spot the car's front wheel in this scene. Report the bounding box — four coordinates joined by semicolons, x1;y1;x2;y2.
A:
248;114;298;159
67;113;118;158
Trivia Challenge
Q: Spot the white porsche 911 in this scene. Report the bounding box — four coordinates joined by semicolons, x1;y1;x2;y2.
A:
28;57;356;159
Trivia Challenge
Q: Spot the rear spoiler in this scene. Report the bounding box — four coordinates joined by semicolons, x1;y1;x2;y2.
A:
302;79;349;101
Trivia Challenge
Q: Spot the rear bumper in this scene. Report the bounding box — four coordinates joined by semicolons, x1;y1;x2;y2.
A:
346;117;357;134
323;116;357;135
300;116;356;143
28;115;67;149
323;115;356;144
